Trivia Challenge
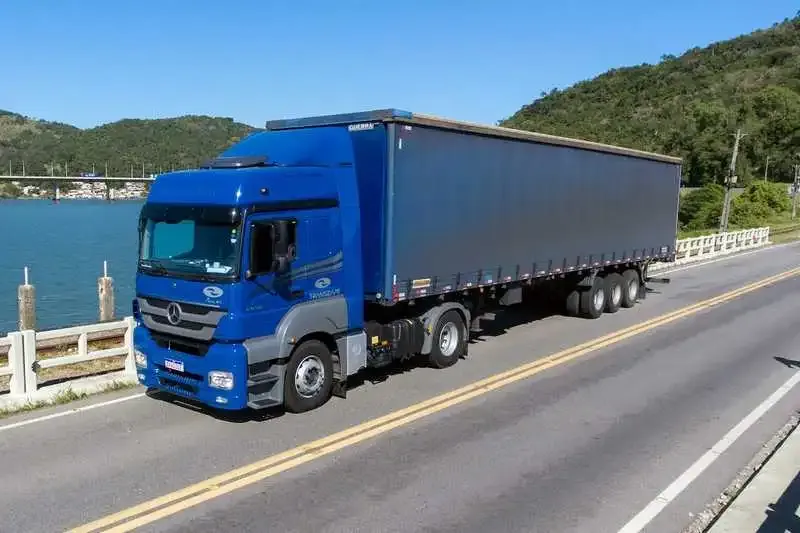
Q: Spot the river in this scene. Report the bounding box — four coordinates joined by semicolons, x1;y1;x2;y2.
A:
0;199;143;334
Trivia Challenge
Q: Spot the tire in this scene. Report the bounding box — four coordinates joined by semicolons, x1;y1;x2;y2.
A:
579;277;605;319
604;273;623;314
428;310;467;369
621;269;640;309
565;287;580;316
283;339;334;413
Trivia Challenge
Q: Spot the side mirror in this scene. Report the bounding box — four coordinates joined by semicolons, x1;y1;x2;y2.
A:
272;221;297;274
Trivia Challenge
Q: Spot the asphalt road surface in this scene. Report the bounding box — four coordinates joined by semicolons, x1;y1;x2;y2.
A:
1;243;800;533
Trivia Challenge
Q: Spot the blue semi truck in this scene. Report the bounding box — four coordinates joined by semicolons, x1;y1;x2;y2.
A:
133;109;681;413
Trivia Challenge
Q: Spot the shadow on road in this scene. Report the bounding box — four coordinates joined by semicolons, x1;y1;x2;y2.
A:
757;471;800;532
775;356;800;368
144;289;624;423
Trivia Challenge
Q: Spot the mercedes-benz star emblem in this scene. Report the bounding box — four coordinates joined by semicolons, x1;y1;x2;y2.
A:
166;302;182;325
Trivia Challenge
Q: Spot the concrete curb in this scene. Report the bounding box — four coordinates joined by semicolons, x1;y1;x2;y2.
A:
681;411;800;533
0;371;139;412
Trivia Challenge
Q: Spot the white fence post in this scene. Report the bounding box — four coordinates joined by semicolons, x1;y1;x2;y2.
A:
123;316;136;377
7;332;25;396
22;330;37;395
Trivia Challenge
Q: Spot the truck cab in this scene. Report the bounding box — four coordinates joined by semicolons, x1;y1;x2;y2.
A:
133;126;370;413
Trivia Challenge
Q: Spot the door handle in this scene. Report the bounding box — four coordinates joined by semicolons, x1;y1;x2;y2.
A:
291;290;305;299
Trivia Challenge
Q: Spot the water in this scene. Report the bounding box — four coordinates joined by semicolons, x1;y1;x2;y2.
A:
0;199;144;334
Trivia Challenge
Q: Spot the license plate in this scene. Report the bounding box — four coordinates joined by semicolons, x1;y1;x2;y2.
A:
164;358;184;373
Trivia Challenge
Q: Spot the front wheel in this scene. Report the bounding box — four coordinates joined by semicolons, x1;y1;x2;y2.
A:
428;310;467;369
284;339;334;413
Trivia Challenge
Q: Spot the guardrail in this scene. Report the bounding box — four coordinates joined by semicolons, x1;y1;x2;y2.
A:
0;333;25;396
1;318;136;402
649;227;771;272
0;226;776;405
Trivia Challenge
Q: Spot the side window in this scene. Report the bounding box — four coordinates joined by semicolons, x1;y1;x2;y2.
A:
249;221;274;275
247;219;299;277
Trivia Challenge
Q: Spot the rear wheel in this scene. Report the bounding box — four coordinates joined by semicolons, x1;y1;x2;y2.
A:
579;277;605;319
604;273;623;314
284;339;334;413
565;287;580;317
428;310;467;369
621;269;640;308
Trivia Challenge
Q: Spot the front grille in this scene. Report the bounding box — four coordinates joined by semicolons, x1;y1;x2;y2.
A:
138;296;227;342
144;297;224;315
151;331;210;357
151;315;205;331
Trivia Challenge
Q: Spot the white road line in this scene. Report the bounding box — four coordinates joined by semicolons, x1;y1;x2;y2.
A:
0;392;146;433
617;369;800;533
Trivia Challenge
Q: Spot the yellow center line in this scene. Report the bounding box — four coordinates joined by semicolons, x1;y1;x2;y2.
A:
68;267;800;533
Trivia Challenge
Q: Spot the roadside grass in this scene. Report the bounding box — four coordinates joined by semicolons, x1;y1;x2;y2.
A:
0;379;138;420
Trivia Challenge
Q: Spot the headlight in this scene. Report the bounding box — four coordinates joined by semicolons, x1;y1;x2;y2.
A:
134;350;147;368
209;371;234;390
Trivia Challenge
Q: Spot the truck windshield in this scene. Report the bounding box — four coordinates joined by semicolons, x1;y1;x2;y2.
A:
138;204;243;280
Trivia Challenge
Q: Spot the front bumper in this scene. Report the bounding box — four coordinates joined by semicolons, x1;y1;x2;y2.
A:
134;326;248;410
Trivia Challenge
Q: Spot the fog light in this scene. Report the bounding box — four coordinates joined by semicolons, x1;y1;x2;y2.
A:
134;350;147;368
209;371;234;390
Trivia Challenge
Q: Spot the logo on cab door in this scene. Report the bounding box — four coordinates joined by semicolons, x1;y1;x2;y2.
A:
314;277;331;289
203;286;224;299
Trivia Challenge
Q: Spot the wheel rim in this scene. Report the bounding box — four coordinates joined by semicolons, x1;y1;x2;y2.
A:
612;283;622;305
439;322;460;357
294;355;325;398
627;279;638;300
593;288;605;311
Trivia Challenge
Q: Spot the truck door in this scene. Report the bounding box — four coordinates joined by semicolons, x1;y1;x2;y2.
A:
241;210;343;340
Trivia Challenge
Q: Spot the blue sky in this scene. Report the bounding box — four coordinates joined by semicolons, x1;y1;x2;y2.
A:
1;0;796;129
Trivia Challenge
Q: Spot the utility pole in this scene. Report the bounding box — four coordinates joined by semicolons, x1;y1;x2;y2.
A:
764;155;770;182
719;129;746;233
793;164;800;220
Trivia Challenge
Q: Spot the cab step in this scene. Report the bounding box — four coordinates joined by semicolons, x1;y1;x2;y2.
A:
247;397;281;409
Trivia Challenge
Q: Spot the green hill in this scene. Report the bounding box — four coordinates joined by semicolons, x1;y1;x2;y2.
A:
0;110;256;177
501;14;800;187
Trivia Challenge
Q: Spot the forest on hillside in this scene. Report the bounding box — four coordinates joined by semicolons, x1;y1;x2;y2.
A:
0;110;255;178
502;14;800;188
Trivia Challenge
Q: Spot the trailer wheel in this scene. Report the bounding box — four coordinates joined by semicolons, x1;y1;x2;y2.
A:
579;277;605;319
284;339;334;413
604;273;623;314
621;269;640;308
565;287;580;317
428;310;467;369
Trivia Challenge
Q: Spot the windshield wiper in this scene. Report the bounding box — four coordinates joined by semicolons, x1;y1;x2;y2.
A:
139;259;169;275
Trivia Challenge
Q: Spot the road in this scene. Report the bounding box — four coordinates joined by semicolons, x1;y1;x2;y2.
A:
1;243;799;532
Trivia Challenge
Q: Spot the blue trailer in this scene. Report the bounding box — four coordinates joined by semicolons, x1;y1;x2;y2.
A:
133;109;681;413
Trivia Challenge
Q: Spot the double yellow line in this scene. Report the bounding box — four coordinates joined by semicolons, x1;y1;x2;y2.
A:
69;267;800;533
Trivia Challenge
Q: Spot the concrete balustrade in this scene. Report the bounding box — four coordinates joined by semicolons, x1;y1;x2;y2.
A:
649;227;771;272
